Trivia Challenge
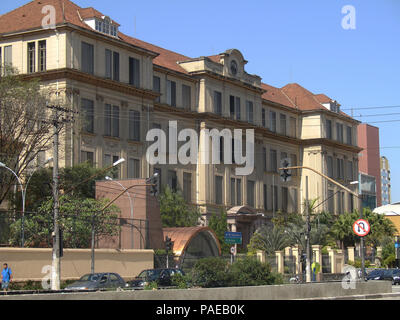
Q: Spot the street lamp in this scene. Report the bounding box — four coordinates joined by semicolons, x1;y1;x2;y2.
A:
105;176;135;249
0;158;53;247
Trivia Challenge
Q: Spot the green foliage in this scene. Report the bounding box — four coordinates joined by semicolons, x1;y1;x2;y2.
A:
8;195;120;248
381;236;396;268
160;185;201;228
190;257;230;288
228;257;283;287
247;225;291;255
144;281;158;290
171;273;191;289
208;210;230;254
347;259;371;268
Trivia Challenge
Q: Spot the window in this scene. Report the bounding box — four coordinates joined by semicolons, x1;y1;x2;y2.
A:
269;111;276;132
183;172;192;203
290;117;297;137
105;49;112;79
263;147;267;171
235;97;241;120
153;76;161;102
247;180;255;208
129;110;141;141
27;42;36;73
182;84;191;110
81;98;94;133
347;126;352;145
128;158;140;179
39;40;46;72
281;187;288;212
229;96;241;120
263;184;267;210
112;155;121;179
230;96;235;119
270;149;277;172
246;101;254;124
4;45;12;68
337;191;344;214
231;178;236;205
337;158;344;179
167;80;176;107
262;109;266;128
280;114;287;135
281;152;288;162
168;170;177;191
326;120;332;139
214;91;222;115
81;151;94;165
236;179;242;206
336;123;344;143
104;105;119;137
129;57;140;87
81;42;94;75
292;188;298;213
215;176;223;205
95;18;118;37
327;156;333;178
113;52;120;81
347;161;354;181
328;189;334;213
272;185;278;212
112;106;119;137
349;193;354;213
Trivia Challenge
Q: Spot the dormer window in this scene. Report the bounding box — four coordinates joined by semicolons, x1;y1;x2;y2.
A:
94;17;118;37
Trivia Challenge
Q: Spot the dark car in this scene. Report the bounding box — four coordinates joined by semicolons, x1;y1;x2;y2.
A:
366;269;385;281
65;272;126;291
128;268;185;289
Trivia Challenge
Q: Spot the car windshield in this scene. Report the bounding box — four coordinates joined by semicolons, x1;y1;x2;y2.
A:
79;274;102;282
137;269;162;280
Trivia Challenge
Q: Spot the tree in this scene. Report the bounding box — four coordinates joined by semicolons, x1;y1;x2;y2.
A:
8;195;120;248
208;209;230;254
0;66;66;207
247;225;291;255
160;185;201;228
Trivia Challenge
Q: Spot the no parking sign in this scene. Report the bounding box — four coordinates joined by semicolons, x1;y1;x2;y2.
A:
353;219;370;237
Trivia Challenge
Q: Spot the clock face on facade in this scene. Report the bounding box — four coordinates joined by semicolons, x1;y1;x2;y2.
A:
230;60;238;76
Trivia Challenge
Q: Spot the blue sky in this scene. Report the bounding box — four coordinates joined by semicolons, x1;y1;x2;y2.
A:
1;0;400;203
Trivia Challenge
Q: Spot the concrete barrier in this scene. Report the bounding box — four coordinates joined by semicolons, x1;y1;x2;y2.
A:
0;280;391;300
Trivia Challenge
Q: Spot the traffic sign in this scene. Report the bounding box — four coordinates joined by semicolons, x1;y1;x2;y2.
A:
353;219;370;237
230;246;237;255
224;232;242;245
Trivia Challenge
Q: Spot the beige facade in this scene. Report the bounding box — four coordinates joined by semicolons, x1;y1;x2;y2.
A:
0;0;362;248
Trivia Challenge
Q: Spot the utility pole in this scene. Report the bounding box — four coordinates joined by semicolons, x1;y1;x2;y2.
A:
359;196;365;281
47;105;77;290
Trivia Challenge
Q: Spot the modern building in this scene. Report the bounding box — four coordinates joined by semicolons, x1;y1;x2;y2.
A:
0;0;362;248
357;123;381;209
381;156;391;206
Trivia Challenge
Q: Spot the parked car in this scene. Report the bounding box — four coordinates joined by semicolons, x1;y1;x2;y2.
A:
128;268;185;289
65;272;126;291
366;269;400;284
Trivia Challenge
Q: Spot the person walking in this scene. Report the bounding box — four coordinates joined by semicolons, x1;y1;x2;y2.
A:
1;263;12;292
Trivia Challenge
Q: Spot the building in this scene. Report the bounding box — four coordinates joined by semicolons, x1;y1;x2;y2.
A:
381;156;391;206
357;123;381;209
0;0;362;248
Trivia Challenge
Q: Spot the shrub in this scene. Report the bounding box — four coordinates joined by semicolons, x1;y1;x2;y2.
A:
190;257;230;288
171;273;191;289
227;257;282;287
144;281;158;290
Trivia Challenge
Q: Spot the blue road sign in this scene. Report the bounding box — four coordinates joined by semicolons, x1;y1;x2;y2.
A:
224;232;242;244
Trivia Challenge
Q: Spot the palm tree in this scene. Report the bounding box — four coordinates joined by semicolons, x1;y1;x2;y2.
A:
248;225;291;255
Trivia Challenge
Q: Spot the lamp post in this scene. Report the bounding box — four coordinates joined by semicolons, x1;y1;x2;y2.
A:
105;176;135;249
0;158;53;247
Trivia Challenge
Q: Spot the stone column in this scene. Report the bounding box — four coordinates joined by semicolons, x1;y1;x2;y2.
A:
327;247;336;274
275;250;284;274
347;247;355;263
292;245;302;275
336;249;345;274
257;250;266;264
312;245;322;281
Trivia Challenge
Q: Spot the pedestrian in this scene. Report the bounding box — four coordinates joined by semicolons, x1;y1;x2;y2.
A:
1;263;12;292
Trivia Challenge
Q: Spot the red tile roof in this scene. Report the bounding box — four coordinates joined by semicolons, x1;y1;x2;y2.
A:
261;83;296;109
314;93;332;104
79;7;120;26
